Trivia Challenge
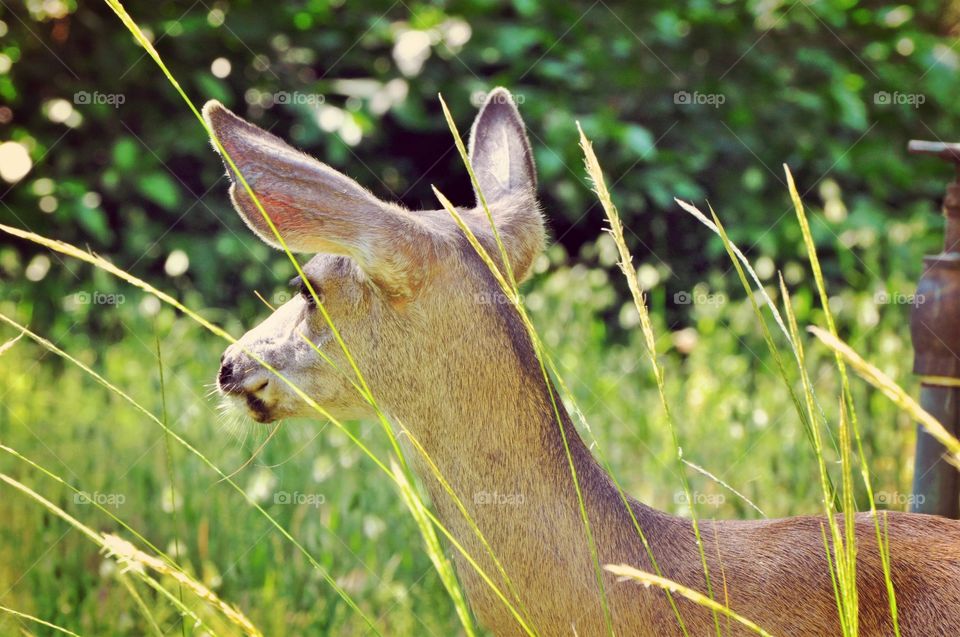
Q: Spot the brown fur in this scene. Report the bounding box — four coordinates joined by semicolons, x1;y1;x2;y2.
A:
207;89;960;636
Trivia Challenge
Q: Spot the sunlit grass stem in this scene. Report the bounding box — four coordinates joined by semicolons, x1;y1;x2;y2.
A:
784;165;898;635
0;473;260;636
578;123;717;635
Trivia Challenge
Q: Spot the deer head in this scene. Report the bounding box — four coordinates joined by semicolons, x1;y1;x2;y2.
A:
208;88;544;425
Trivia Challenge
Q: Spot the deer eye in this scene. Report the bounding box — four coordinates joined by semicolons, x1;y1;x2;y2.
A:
289;276;318;307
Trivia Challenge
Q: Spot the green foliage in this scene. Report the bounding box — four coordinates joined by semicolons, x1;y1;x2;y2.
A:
0;0;954;339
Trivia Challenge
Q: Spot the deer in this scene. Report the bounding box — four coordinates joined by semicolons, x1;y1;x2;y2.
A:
206;88;960;636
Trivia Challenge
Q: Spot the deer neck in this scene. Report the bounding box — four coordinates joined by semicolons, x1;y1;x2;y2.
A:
381;322;665;626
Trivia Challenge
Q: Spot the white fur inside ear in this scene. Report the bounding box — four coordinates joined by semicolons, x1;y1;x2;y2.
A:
488;125;512;189
468;89;536;205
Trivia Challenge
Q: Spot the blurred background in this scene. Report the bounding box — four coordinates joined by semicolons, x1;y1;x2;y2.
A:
2;0;960;634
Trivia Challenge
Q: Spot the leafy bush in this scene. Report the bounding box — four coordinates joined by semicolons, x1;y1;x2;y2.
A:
1;0;955;341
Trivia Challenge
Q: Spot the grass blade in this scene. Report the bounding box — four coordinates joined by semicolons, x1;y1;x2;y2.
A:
810;326;960;459
785;165;899;635
392;460;477;637
0;330;24;356
154;336;187;637
117;573;167;637
578;123;717;634
1;473;260;636
0;605;85;636
604;565;773;637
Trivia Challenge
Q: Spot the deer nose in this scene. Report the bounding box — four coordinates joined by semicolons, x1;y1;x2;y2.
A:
218;357;272;396
218;360;235;387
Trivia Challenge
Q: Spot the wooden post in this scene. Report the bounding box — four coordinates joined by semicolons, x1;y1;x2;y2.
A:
907;140;960;518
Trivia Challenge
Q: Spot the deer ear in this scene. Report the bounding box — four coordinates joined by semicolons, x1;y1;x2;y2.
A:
468;88;537;205
202;101;432;298
466;89;543;283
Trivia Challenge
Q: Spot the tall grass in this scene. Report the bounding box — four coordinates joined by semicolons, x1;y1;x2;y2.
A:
674;179;901;635
0;313;378;634
604;565;773;637
580;142;960;634
1;472;262;636
156;336;188;637
578;123;714;634
0;604;83;636
2;3;958;634
5;138;957;637
812;327;960;461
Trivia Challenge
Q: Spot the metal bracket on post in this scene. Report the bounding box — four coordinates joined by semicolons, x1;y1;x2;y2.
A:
906;140;960;518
